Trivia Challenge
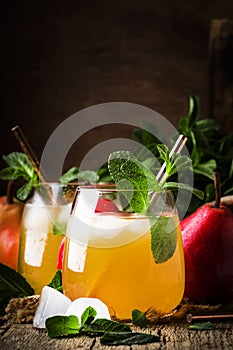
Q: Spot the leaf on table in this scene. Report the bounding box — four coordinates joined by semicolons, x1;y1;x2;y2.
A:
100;331;160;345
132;309;147;327
81;306;97;326
82;318;131;335
45;315;80;338
188;321;214;331
0;263;34;298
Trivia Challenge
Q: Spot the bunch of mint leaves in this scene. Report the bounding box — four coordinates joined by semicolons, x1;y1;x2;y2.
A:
45;306;160;345
132;95;233;214
0;263;160;346
107;147;203;215
107;148;203;264
0;153;100;202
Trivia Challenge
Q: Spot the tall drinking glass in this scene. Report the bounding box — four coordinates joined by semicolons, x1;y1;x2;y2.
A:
18;183;76;294
62;185;185;320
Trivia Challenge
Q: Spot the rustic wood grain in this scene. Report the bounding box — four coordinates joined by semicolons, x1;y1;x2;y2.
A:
1;320;233;349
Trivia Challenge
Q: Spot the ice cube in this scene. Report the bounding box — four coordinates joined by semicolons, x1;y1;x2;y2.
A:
65;297;111;321
67;239;88;272
56;203;72;223
24;228;47;266
73;188;99;215
23;205;51;231
33;286;72;328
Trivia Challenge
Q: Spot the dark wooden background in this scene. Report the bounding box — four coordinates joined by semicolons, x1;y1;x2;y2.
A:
1;0;233;194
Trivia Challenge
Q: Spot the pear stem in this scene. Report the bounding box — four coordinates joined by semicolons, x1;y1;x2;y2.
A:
213;172;221;208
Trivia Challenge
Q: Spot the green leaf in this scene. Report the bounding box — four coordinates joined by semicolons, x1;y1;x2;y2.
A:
46;315;80;338
52;222;67;236
100;331;160;345
59;167;79;183
16;179;34;201
81;306;97;326
164;182;204;200
48;270;62;292
194;160;216;180
178;95;199;134
150;216;177;264
60;167;99;184
195;119;219;132
188;322;214;331
0;152;39;201
0;263;34;298
108;150;160;213
132;309;147;327
187;95;200;128
82;318;131;335
157;144;170;164
0;167;19;180
2;152;35;179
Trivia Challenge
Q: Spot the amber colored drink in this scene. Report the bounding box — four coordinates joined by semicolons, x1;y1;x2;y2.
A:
62;211;185;319
18;203;70;294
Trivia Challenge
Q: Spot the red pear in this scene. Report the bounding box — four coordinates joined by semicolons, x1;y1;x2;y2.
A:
0;182;24;270
181;174;233;303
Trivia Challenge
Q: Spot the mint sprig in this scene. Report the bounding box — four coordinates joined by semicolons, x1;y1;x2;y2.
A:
108;147;203;264
0;152;100;202
0;152;39;201
45;306;160;345
108;148;203;214
108;150;160;213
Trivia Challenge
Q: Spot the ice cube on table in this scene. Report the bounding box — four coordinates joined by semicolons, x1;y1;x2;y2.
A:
65;297;111;321
33;286;72;328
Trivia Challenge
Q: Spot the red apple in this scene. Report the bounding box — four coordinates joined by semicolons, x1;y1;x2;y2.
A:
57;197;119;269
181;174;233;303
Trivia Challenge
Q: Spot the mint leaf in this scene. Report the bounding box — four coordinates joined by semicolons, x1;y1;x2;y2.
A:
59;167;79;183
48;270;62;292
157;144;170;164
82;318;131;335
0;263;34;298
163;182;204;200
100;331;160;345
188;322;214;331
46;315;80;337
0;263;34;315
150;216;177;264
60;167;99;184
16;178;36;201
108;150;160;213
2;152;35;180
81;306;97;326
132;309;147;327
194;160;216;180
52;222;67;236
0;152;38;201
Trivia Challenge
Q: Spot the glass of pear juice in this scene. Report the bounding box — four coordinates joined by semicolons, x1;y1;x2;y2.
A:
18;183;76;294
62;185;185;320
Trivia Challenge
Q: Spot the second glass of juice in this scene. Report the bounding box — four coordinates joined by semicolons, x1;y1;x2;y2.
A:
18;183;76;294
62;185;185;320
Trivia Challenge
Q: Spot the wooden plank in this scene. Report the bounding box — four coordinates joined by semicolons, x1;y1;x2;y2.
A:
209;19;233;133
1;321;233;349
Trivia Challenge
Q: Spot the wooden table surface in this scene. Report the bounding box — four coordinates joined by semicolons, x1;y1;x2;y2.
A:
1;319;233;350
